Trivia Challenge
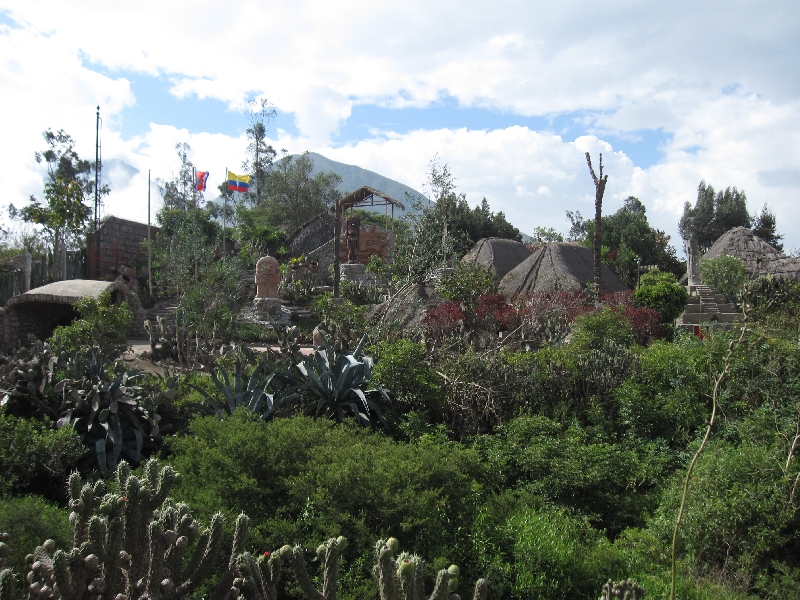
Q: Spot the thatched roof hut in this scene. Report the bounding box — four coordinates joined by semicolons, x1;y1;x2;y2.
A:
701;227;800;280
499;242;628;298
461;238;533;279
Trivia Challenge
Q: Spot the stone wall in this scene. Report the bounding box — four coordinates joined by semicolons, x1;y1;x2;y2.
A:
288;213;336;258
87;216;159;279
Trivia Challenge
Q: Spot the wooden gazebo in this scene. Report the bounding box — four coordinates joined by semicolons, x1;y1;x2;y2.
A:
332;186;405;296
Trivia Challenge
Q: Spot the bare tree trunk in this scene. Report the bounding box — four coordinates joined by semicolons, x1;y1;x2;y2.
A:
585;152;608;291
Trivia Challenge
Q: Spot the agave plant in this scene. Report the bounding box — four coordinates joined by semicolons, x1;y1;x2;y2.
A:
190;359;294;420
54;350;174;476
296;332;391;429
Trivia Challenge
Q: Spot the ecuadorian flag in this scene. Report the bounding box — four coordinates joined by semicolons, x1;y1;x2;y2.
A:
227;171;250;193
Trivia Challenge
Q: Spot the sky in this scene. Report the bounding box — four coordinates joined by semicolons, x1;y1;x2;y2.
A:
1;1;799;255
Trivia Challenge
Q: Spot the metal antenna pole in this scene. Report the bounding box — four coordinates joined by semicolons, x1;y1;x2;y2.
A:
148;169;152;295
95;106;100;232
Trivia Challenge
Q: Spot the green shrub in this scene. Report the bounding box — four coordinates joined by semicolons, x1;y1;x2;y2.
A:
371;340;444;418
0;495;71;576
509;506;626;599
650;439;796;587
700;255;748;302
0;414;82;500
615;337;710;448
50;290;132;352
634;269;687;322
571;307;635;351
435;262;496;311
169;413;486;598
475;415;659;535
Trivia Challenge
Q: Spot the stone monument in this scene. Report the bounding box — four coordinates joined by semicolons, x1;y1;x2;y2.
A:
253;255;282;319
686;238;700;287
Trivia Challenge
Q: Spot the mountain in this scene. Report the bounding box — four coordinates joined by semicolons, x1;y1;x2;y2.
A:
303;152;429;212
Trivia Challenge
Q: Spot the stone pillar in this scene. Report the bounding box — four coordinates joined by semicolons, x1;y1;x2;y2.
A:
24;250;31;292
686;238;700;287
253;255;282;319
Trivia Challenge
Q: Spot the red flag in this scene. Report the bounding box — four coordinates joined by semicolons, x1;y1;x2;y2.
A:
195;171;209;191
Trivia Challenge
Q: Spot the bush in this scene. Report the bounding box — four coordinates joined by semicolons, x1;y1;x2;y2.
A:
571;307;635;351
169;413;486;598
0;414;82;500
475;294;519;331
50;290;132;352
436;262;496;311
475;415;659;535
650;439;796;587
371;340;444;418
634;269;688;322
422;301;465;341
700;255;748;302
0;495;71;575
509;506;626;599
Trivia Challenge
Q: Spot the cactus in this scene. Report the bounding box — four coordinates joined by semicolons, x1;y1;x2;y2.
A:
372;538;488;600
600;579;644;600
25;459;247;600
228;550;283;600
0;532;13;600
284;537;346;600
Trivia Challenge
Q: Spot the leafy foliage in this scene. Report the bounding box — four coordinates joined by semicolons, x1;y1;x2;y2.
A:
170;413;486;599
0;414;82;499
634;269;688;323
50;291;132;353
435;262;497;311
371;340;444;418
679;181;751;251
700;255;749;302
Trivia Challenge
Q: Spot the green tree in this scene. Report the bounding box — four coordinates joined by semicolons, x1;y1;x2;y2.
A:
679;181;751;251
531;226;564;243
242;99;277;205
752;202;783;251
156;142;196;210
10;129;107;257
585;197;683;285
260;151;342;232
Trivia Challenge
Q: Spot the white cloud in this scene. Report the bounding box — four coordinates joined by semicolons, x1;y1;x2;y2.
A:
2;0;800;252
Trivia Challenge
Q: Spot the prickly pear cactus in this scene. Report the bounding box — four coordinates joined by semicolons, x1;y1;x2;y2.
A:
25;459;247;600
372;538;488;600
600;579;644;600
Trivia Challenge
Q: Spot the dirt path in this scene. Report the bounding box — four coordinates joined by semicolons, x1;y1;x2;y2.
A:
121;338;316;375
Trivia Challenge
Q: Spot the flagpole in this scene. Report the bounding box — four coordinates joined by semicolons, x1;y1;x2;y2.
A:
223;168;228;257
147;169;152;296
192;166;196;209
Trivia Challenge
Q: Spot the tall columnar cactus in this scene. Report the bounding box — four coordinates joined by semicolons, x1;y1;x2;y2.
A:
373;538;488;600
25;459;247;600
228;550;284;600
0;532;13;600
280;536;345;600
600;579;644;600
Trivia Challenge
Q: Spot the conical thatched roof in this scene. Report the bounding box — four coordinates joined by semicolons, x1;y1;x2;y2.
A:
499;242;628;297
461;237;533;279
703;227;800;280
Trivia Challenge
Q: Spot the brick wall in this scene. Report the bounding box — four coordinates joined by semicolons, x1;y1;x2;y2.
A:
87;216;159;279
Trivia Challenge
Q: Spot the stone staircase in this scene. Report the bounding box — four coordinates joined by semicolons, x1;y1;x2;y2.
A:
145;298;177;324
678;284;742;326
